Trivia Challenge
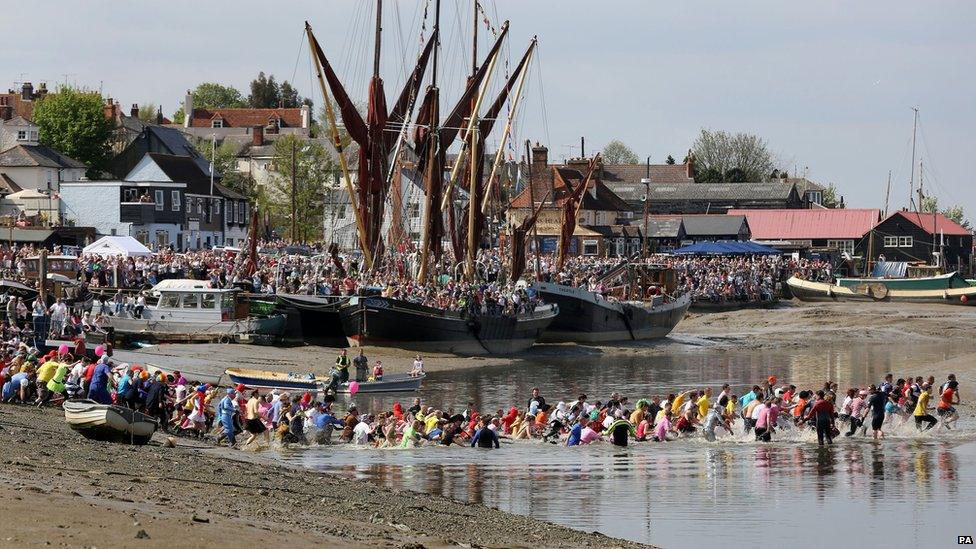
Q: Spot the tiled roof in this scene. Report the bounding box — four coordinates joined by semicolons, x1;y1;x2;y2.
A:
642;217;683;238
189;108;303;128
728;208;880;240
0;173;23;193
0;144;85;169
600;163;695;185
0;93;35;120
510;166;630;213
885;210;971;237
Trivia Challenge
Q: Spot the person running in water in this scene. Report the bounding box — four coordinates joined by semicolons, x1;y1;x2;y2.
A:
866;385;888;439
937;380;960;430
804;391;836;446
606;411;636;447
702;404;732;442
913;383;937;432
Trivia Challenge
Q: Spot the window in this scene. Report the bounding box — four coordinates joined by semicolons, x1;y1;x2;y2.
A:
181;293;199;308
123;188;138;202
154;190;164;211
155;230;168;247
16;130;26;141
160;294;180;308
211;119;224;128
215;199;221;215
408;203;421;218
205;200;212;223
186;197;192;212
827;239;854;255
337;207;346;220
899;236;913;247
583;239;599;256
201;293;216;309
883;236;898;248
197;198;203;214
807;191;823;205
615;237;625;257
172;190;180;211
238;202;245;223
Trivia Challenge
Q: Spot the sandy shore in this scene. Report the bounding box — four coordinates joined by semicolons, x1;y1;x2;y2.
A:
0;405;642;548
112;300;976;381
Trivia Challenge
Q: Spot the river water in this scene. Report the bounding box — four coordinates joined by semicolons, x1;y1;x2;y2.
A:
277;342;976;548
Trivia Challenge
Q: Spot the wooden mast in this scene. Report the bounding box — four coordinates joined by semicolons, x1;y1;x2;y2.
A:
481;38;536;213
417;0;441;282
305;23;373;269
526;140;541;280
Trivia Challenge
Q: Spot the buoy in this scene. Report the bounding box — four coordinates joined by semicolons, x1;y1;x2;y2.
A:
961;294;968;303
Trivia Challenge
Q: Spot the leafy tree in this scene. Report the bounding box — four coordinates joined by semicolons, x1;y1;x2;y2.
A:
270;134;336;242
821;184;841;208
691;129;776;183
279;81;303;108
32;86;114;179
172;83;246;123
922;197;970;228
666;155;676;165
601;140;639;164
248;72;280;108
136;103;159;123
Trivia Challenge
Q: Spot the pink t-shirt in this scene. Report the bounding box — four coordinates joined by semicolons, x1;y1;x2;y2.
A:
579;427;600;444
756;407;770;429
654;417;671;441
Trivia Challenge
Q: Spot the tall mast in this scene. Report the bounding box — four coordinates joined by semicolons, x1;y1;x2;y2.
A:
527;140;541;280
909;107;918;210
373;0;383;79
471;0;478;76
417;0;441;282
883;170;891;217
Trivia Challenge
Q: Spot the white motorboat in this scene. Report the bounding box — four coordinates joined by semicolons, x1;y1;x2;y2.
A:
62;399;157;445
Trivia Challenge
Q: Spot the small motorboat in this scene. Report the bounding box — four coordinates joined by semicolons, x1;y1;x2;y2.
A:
62;399;157;445
225;367;425;394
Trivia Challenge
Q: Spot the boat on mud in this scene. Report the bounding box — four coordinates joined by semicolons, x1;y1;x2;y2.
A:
787;275;976;305
338;296;558;355
63;399;157;445
225;367;424;394
533;262;690;343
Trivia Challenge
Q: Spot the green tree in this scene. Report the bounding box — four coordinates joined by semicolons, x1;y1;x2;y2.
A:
172;83;246;123
691;129;776;183
666;154;676;165
822;184;841;208
270;135;335;242
922;197;970;228
32;86;114;179
602;140;640;164
921;196;938;214
279;80;304;108
137;103;159;123
248;72;280;108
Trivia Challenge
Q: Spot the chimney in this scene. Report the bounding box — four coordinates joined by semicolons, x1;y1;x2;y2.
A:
531;142;548;168
183;90;193;128
21;82;33;101
130;103;139;118
300;104;311;129
37;83;47;98
0;102;11;122
252;125;264;147
103;97;117;120
685;149;695;180
156;106;163;124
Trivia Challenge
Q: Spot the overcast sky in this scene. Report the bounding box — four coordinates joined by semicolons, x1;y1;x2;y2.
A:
5;1;974;212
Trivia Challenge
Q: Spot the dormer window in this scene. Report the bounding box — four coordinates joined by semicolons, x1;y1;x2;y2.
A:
211;118;224;128
16;130;27;141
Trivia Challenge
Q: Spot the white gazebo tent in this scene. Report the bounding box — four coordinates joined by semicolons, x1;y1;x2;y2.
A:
83;235;152;257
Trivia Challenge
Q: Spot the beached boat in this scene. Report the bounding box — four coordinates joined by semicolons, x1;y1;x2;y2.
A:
225;367;424;394
272;294;349;346
533;262;690;343
534;283;690;343
834;271;972;291
338;296;558;355
62;399;157;445
787;276;976;305
103;279;286;343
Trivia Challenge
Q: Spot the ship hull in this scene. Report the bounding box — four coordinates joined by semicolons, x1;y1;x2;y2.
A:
339;297;557;355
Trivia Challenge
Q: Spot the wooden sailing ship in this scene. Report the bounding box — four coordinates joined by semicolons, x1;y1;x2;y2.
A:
307;1;557;355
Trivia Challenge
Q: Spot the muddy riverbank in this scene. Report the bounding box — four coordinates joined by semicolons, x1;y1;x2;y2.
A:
0;404;642;548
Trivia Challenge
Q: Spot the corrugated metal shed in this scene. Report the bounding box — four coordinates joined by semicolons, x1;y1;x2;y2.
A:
728;208;881;240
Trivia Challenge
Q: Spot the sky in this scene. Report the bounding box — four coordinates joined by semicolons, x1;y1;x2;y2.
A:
4;1;975;213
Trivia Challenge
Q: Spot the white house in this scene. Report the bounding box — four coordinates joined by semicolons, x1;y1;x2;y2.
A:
0;142;86;193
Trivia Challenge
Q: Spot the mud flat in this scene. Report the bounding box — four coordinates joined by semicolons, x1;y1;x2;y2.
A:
0;404;644;548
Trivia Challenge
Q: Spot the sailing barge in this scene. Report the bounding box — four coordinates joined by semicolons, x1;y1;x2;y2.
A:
339;296;558;355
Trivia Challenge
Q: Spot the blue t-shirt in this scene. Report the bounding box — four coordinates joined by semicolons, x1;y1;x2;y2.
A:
314;412;342;430
567;422;582;446
739;391;756;408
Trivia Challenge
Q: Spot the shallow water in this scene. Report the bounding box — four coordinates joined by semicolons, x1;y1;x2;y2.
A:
279;343;976;548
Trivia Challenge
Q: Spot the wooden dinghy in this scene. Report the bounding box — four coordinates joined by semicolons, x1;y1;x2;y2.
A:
63;399;157;445
787;276;976;305
225;367;425;394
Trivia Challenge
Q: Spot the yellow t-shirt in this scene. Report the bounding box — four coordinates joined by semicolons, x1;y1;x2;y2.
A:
697;395;709;418
424;415;439;433
913;391;930;416
629;409;644;425
671;392;688;415
36;361;59;383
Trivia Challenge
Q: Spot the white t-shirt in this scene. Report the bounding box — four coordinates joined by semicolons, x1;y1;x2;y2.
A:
352;422;371;445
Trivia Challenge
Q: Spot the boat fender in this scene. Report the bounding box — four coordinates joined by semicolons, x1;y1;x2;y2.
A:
962;294;969;304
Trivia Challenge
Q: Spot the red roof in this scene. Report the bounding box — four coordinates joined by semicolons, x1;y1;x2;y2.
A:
885;210;971;236
727;208;881;240
189;108;303;128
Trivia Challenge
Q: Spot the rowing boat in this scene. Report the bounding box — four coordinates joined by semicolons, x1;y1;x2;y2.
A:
62;399;157;445
225;367;425;394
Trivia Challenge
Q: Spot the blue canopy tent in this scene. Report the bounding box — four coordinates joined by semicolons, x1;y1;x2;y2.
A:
671;241;782;256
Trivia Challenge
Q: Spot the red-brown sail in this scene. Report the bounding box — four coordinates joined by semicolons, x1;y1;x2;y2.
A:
558;156;599;270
